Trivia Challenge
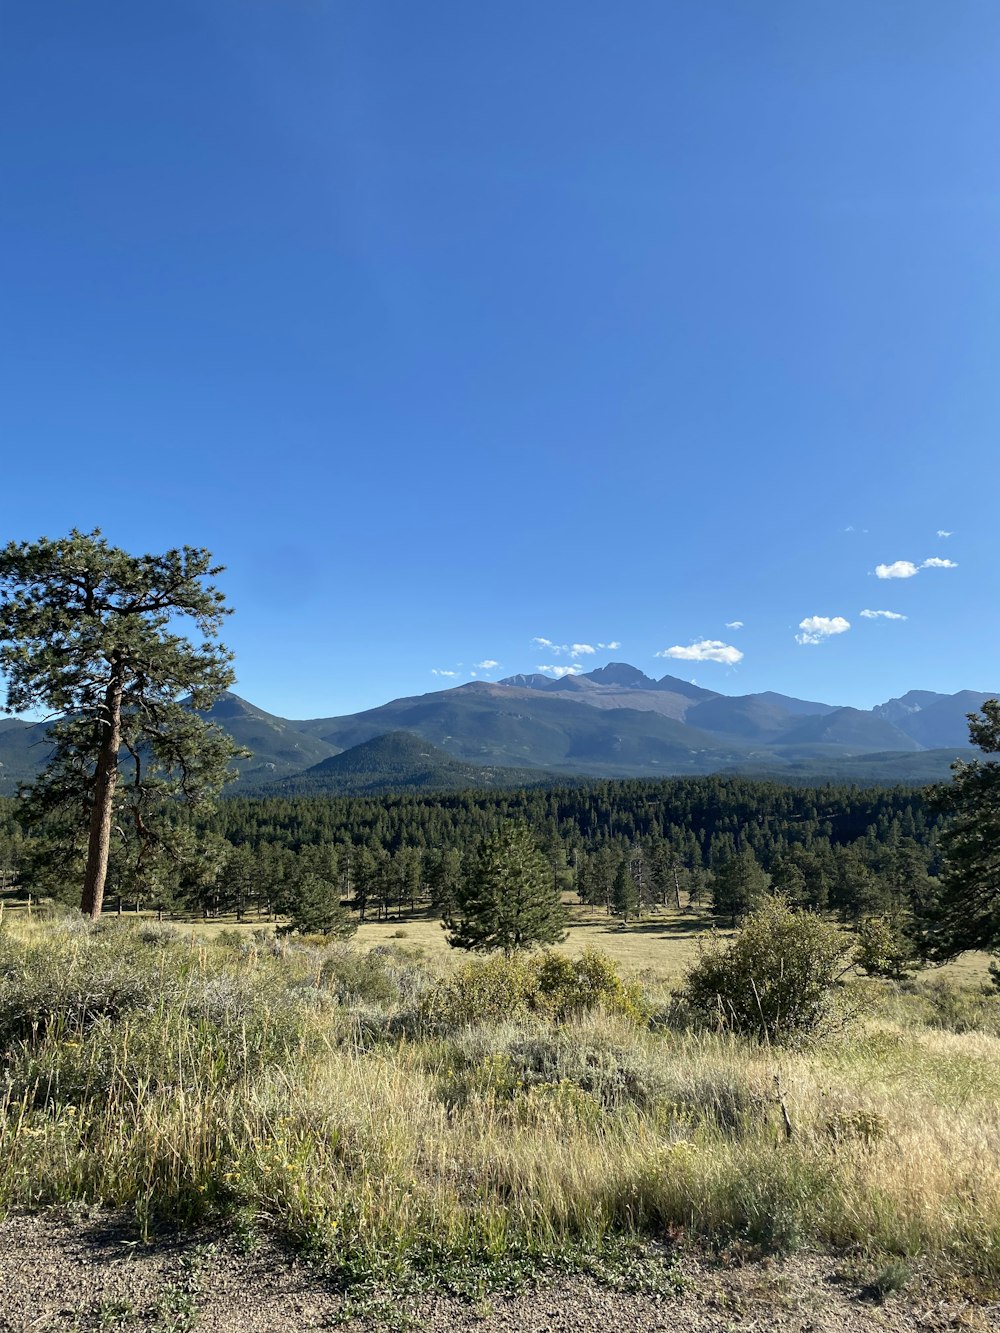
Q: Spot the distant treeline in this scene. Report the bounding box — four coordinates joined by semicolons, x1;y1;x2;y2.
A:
0;776;945;927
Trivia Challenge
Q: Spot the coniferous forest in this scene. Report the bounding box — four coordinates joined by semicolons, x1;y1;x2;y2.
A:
0;775;945;931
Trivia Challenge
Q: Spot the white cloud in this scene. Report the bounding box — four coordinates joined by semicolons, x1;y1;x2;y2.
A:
475;659;500;670
860;609;907;621
874;555;958;579
598;640;621;650
725;620;744;630
531;637;617;658
874;560;919;579
431;668;458;677
655;640;744;665
537;663;584;678
936;530;953;538
795;616;851;646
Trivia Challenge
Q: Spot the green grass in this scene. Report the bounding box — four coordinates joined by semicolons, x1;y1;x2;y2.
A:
0;915;998;1300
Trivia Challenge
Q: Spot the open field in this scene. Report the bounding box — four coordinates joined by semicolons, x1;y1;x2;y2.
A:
0;909;999;1333
358;904;719;978
359;907;994;985
5;893;987;984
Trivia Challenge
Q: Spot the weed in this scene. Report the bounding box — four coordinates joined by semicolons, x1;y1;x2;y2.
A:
94;1297;139;1329
861;1257;912;1302
152;1285;199;1332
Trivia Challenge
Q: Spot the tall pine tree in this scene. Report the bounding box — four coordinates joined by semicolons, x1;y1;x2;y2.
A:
444;822;568;953
927;701;1000;958
0;530;241;918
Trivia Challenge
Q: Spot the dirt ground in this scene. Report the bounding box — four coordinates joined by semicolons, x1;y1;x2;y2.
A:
0;1210;997;1333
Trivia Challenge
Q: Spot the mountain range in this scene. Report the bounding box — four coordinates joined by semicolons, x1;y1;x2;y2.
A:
0;663;994;794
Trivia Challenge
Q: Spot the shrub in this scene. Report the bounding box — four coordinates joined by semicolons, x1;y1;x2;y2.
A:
505;1031;665;1111
533;949;643;1022
416;949;640;1033
824;1107;889;1146
863;1258;912;1303
854;916;915;981
680;896;848;1044
319;950;400;1006
419;953;539;1030
0;931;183;1047
438;1026;665;1114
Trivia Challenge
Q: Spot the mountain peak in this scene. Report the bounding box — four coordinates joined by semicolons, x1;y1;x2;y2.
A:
582;662;657;688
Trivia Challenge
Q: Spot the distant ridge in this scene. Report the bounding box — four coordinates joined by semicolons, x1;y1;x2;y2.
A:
266;731;551;795
1;666;996;792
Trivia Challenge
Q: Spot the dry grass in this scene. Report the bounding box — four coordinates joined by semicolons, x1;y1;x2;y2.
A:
3;894;990;984
352;905;991;986
352;904;721;979
0;915;998;1297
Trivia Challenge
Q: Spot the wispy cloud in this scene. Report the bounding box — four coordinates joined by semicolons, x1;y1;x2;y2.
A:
936;530;953;538
874;560;919;580
860;609;907;621
921;556;958;569
725;620;744;630
655;640;743;665
531;637;618;659
795;616;850;646
475;659;500;670
537;663;584;678
598;641;621;650
431;668;458;677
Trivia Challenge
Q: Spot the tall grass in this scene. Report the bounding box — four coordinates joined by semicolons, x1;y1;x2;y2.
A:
1;917;999;1292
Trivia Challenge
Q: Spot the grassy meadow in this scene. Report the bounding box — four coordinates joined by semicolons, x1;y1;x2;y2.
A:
194;900;990;986
1;905;999;1304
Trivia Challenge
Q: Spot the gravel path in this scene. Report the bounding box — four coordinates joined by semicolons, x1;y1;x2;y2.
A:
0;1210;995;1332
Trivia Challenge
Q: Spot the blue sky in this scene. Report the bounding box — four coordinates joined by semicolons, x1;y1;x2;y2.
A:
1;1;997;719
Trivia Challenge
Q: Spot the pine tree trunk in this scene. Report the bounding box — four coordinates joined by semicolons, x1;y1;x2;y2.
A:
80;669;124;920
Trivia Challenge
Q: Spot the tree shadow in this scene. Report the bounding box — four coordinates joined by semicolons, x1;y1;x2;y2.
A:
567;910;720;939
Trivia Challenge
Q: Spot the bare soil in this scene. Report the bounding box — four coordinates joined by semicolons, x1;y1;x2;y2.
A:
0;1210;996;1333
